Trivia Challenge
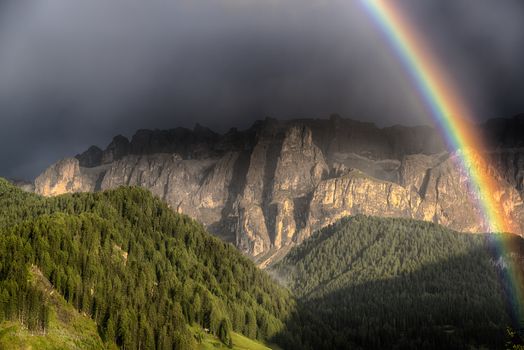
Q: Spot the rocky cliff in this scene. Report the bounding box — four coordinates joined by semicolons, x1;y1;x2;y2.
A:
33;115;524;264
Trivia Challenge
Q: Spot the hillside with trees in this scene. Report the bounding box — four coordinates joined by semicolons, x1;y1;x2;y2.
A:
2;177;522;349
272;216;521;349
0;178;294;349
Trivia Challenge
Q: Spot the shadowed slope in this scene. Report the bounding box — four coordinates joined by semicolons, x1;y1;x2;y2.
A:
272;216;519;349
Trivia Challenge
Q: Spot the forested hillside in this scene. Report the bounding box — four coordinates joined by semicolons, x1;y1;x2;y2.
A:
2;177;522;349
0;178;294;349
272;216;519;350
0;265;105;349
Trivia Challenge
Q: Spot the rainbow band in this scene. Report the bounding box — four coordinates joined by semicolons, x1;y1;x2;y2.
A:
360;0;523;331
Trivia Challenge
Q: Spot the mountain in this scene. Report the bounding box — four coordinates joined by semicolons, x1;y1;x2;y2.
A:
32;115;524;263
0;178;294;349
2;179;522;348
270;215;524;349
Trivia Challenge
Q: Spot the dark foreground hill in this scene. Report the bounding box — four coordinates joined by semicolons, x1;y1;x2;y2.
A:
271;216;523;350
0;178;294;349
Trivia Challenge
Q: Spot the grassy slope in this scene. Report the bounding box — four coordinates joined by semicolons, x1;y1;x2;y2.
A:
190;325;278;350
0;267;105;350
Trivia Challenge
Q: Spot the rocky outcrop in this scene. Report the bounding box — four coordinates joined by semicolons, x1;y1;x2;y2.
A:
489;149;524;199
101;135;130;164
304;170;415;240
235;124;329;256
76;146;103;167
34;158;100;196
33;116;524;263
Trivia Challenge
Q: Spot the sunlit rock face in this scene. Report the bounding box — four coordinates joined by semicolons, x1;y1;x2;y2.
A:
35;158;98;196
33;115;524;263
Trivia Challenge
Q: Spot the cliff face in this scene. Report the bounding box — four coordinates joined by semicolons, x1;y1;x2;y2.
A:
34;116;524;263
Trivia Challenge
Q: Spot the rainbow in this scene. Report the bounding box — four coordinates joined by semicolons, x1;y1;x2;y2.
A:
359;0;524;331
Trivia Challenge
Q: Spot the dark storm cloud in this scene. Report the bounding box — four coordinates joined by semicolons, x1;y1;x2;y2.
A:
403;0;524;119
1;0;523;179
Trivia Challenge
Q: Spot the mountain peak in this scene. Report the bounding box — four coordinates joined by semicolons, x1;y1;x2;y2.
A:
35;115;524;260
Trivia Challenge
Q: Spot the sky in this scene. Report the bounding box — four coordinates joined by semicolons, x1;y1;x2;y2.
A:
1;0;524;180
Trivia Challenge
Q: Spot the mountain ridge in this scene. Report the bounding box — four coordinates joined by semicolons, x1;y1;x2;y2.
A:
30;115;524;262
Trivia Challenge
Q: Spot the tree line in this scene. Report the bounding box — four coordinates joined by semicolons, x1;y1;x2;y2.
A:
0;178;294;349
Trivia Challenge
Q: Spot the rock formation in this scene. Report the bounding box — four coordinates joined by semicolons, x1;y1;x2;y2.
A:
33;115;524;263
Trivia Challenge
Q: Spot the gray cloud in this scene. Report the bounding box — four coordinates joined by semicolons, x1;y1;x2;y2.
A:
404;0;524;117
1;0;523;179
